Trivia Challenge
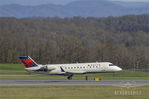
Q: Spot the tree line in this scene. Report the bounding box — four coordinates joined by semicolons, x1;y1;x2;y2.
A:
0;14;149;70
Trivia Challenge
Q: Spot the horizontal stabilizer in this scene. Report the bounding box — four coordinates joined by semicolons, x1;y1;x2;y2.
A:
25;67;41;71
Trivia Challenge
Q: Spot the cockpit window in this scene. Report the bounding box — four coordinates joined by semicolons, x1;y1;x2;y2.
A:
109;64;114;66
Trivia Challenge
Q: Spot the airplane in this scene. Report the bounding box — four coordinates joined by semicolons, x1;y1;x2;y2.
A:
19;55;122;80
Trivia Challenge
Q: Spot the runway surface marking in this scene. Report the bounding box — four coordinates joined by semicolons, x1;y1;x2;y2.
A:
0;79;149;86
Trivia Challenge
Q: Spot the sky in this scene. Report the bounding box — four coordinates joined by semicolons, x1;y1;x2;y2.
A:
0;0;76;5
0;0;149;5
109;0;149;2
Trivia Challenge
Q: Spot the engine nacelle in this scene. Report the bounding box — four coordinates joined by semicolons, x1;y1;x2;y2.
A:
38;66;48;71
37;66;56;72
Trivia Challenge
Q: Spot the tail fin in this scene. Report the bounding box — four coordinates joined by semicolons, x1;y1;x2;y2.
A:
19;55;38;68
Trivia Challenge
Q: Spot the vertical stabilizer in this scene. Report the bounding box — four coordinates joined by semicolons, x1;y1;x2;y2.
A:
19;55;38;68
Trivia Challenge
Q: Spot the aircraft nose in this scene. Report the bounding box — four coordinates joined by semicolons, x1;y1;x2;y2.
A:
116;67;122;71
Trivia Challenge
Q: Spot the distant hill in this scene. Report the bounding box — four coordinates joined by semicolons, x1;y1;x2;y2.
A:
113;1;149;8
0;0;149;18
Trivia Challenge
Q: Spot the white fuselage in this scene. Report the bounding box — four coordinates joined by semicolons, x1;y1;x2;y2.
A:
27;62;122;75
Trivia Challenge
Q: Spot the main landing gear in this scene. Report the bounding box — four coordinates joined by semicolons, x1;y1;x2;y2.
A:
67;74;73;80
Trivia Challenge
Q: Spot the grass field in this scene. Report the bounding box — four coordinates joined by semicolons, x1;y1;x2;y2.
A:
0;64;149;79
0;86;149;99
0;64;149;99
0;64;28;75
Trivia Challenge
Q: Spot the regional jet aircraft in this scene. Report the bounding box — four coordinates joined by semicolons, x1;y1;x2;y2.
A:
19;55;122;80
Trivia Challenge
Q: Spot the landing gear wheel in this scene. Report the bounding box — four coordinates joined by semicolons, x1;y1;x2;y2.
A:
67;74;73;80
67;76;72;80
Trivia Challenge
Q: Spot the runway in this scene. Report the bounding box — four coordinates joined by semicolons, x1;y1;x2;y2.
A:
0;79;149;86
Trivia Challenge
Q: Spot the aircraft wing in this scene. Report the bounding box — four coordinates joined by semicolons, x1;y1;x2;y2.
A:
66;71;86;74
60;67;86;74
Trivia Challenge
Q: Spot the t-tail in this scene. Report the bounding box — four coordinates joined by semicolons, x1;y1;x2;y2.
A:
19;55;40;71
